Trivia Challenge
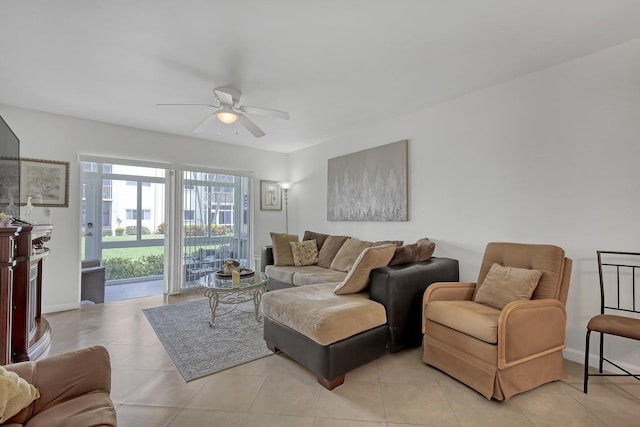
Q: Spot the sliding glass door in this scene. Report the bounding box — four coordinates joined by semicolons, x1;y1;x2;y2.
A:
81;158;253;298
182;171;251;290
82;162;166;300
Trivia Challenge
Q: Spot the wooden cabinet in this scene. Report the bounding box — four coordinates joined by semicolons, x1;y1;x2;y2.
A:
0;220;53;365
0;225;18;365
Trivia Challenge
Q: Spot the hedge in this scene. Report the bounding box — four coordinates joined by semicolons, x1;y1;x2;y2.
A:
103;254;164;280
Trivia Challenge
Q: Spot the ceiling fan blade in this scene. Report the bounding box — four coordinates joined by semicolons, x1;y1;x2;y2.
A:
214;87;240;105
237;113;265;138
157;103;214;107
239;105;290;120
192;112;218;133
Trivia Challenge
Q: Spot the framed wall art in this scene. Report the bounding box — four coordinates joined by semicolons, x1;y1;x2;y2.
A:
20;158;70;207
260;180;282;210
327;140;408;221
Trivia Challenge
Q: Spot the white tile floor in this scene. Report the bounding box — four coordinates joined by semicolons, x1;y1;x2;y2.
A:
45;293;640;427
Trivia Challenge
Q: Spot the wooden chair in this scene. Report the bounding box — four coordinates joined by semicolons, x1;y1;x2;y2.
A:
583;250;640;393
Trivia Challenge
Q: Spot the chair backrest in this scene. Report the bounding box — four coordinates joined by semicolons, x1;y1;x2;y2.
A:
477;242;572;304
597;250;640;316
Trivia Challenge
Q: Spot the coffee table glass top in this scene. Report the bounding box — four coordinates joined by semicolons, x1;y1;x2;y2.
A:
202;271;268;290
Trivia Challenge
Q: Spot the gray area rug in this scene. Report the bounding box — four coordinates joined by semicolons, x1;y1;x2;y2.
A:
143;299;272;382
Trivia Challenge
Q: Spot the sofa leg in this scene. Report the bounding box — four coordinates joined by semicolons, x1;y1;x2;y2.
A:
266;342;279;353
317;375;345;390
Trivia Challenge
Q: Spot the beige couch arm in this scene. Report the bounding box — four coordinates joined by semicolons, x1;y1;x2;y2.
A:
497;299;566;369
421;282;476;332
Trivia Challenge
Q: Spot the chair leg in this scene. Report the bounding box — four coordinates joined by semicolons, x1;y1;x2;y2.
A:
584;329;591;393
598;332;604;373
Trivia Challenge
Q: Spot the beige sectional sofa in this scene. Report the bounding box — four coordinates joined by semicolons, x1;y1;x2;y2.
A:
261;230;434;291
260;231;459;389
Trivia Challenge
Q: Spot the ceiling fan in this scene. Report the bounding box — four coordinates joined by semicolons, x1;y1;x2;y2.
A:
158;87;289;138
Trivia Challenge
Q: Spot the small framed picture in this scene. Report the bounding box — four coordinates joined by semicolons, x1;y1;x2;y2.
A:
20;158;70;207
260;180;282;211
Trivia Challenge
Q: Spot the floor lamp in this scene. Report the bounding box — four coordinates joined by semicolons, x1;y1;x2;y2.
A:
278;181;292;233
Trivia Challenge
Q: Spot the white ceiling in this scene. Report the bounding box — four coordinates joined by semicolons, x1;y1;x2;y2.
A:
1;1;639;153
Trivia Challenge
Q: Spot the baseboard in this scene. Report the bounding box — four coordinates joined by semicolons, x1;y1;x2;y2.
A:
564;346;640;373
42;302;80;314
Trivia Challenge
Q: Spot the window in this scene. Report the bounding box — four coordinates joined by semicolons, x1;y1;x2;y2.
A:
184;210;195;221
126;209;151;220
127;180;150;187
102;201;112;227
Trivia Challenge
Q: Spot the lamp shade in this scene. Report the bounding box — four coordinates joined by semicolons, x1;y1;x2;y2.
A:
278;181;292;190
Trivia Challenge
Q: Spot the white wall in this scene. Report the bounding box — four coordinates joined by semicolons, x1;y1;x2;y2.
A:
288;39;640;368
0;106;289;312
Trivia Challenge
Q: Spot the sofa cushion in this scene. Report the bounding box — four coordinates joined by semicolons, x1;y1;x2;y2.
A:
270;232;299;266
289;240;319;266
316;235;349;268
474;263;542;309
389;237;435;266
425;300;501;344
293;266;347;286
0;366;40;423
374;240;404;247
302;230;330;251
330;238;373;272
265;265;347;286
388;243;419;266
334;244;396;295
262;283;387;345
416;238;436;261
265;265;296;284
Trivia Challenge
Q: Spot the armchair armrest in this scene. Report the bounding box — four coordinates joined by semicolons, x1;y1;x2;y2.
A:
423;281;477;303
422;282;476;333
498;299;566;369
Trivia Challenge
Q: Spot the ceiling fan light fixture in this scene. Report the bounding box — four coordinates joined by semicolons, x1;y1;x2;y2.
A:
216;106;238;124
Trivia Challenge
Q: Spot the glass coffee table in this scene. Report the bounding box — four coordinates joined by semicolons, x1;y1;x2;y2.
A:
202;272;268;327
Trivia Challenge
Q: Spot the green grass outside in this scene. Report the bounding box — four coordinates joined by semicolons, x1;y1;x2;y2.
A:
102;246;165;260
87;235;226;260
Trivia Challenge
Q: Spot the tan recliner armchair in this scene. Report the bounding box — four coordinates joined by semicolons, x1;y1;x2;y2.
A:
2;346;116;426
422;242;572;401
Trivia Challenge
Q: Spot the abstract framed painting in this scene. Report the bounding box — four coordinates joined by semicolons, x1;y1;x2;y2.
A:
328;140;408;221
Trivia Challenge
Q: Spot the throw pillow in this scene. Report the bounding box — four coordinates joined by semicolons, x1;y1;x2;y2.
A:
334;244;397;294
316;235;349;268
388;243;419;266
289;240;319;266
270;232;299;266
330;238;374;272
416;238;436;261
0;366;40;423
474;263;543;309
374;240;404;247
302;231;330;251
